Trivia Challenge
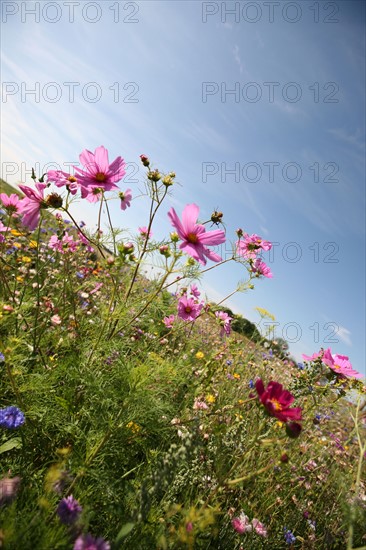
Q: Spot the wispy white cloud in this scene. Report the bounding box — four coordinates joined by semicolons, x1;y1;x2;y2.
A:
328;128;365;152
232;45;243;74
336;325;352;347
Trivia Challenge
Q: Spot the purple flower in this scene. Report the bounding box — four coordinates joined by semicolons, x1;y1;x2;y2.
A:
0;406;25;429
57;495;82;524
73;533;110;550
284;527;296;544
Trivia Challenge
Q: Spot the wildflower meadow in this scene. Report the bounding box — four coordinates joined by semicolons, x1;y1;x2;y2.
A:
0;146;365;549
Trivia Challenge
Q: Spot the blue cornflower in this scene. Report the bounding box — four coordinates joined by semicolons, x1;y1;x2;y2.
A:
248;379;255;388
297;362;304;370
226;359;232;366
57;495;82;525
0;406;25;429
284;527;296;544
0;352;5;362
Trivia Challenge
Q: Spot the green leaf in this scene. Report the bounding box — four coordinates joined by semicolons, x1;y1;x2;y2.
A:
0;438;22;454
115;522;135;542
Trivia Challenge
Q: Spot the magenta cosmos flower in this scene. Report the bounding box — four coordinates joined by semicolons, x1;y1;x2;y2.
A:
74;145;126;202
168;204;226;265
215;311;232;336
302;348;362;379
47;170;79;195
251;259;273;278
236;233;272;259
162;314;175;328
177;296;204;321
0;193;22;216
119;188;132;210
18;183;48;231
255;379;302;423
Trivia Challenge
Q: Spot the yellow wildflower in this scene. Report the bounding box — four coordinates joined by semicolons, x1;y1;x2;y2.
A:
255;307;276;320
195;351;205;360
126;421;141;434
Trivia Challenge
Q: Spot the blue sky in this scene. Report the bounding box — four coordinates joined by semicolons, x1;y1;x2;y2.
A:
1;1;365;375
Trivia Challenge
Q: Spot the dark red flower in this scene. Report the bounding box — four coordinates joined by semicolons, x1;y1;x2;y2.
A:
255;379;302;423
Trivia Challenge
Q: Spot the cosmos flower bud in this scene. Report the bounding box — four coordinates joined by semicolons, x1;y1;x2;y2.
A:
286;422;302;439
140;154;150;167
159;245;171;257
147;169;161;182
162;175;173;186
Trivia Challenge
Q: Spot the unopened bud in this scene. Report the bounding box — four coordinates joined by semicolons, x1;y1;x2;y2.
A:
286;422;302;439
159;245;171;257
162;175;173;187
140;154;150;167
147;170;161;182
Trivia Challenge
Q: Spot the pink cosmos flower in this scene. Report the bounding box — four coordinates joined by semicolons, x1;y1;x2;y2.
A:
215;311;233;336
302;350;322;362
322;349;362;379
303;348;362;379
177;296;204;322
163;315;175;328
138;226;152;239
255;379;302;423
119;189;132;210
168;204;226;265
232;513;253;534
236;233;272;259
49;234;78;253
74;145;126;202
47;171;79;194
190;284;200;298
251;259;273;278
0;193;22;216
252;518;268;537
18;183;47;231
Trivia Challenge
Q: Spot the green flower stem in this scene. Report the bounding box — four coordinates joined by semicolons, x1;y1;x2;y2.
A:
123;183;168;304
109;254;178;339
347;397;366;550
61;207;106;259
31;215;43;354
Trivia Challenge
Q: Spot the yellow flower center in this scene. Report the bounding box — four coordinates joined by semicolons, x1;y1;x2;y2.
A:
270;399;283;411
187;232;198;244
67;176;77;183
185;306;192;313
95;172;106;182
